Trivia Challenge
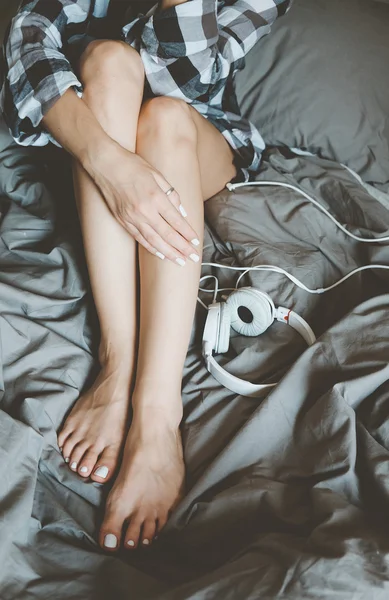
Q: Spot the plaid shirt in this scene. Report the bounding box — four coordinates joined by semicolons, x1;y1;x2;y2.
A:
0;0;292;181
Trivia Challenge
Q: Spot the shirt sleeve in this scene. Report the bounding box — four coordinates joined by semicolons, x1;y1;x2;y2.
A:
122;0;293;102
0;0;93;147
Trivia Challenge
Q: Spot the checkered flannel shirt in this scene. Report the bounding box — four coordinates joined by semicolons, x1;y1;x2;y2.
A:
0;0;292;181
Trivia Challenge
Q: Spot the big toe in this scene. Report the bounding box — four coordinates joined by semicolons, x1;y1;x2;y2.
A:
99;500;128;552
90;446;120;484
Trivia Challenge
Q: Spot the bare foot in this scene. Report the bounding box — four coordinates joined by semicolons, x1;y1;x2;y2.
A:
57;357;133;483
99;400;185;551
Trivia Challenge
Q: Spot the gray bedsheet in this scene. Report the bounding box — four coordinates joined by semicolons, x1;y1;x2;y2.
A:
2;114;389;599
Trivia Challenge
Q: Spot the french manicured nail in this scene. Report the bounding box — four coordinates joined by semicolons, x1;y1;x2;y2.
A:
71;462;77;470
104;534;117;549
94;466;109;479
191;238;200;246
190;253;199;263
142;539;150;546
176;258;186;267
65;458;70;463
127;540;135;547
179;204;188;218
156;251;165;260
80;466;88;473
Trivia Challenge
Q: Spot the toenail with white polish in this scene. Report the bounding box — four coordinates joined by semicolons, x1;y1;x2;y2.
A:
127;540;135;547
142;539;150;546
94;466;109;479
70;462;77;470
80;466;88;473
65;458;70;463
104;534;117;549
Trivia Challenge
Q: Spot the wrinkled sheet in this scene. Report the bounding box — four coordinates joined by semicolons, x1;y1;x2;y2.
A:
2;112;389;599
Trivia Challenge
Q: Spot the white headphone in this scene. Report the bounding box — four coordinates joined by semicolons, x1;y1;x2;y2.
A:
202;287;315;398
200;179;389;397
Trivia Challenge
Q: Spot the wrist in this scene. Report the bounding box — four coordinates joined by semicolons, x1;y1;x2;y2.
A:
80;135;120;179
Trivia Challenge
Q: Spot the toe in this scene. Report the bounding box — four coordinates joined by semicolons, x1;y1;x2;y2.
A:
68;442;89;473
57;422;73;450
124;514;143;550
90;446;120;483
62;435;78;465
140;517;156;547
99;501;127;552
77;447;100;478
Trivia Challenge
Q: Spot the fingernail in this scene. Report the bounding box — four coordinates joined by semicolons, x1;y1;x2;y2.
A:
71;462;77;470
142;539;150;546
94;466;109;479
59;447;63;452
179;204;188;218
104;534;117;549
176;258;186;267
190;253;199;263
80;466;88;473
65;458;70;463
191;238;200;246
127;540;135;547
156;251;165;260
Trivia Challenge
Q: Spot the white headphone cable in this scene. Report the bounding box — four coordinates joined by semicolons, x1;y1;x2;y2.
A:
226;180;389;244
197;179;389;308
201;262;389;295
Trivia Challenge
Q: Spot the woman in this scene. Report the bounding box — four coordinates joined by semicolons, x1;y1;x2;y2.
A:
0;0;291;551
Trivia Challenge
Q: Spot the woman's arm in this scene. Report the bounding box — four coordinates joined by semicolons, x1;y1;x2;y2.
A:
0;0;199;258
0;0;100;147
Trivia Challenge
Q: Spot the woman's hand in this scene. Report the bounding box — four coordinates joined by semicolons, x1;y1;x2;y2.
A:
90;143;201;265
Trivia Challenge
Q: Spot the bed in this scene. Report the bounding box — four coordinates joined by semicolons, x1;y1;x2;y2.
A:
1;0;389;598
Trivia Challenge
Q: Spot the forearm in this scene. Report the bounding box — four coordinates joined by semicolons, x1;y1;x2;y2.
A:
41;87;117;175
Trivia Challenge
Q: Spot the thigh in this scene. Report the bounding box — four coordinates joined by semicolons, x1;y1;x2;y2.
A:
188;106;238;201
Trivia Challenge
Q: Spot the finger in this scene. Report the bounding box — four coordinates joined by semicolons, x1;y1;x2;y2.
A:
139;222;189;267
159;200;201;251
152;173;200;247
124;223;164;261
149;215;201;264
153;174;187;218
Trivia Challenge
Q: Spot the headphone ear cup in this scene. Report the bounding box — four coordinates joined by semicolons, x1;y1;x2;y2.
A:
226;288;275;336
216;302;231;354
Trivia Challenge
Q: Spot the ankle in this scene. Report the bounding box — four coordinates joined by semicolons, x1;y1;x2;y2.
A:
131;383;183;430
99;340;136;376
132;405;183;433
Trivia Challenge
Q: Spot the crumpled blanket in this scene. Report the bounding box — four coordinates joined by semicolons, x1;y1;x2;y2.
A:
2;114;389;599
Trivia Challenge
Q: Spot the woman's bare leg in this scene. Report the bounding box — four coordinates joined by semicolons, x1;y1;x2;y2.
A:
57;40;145;482
99;97;237;551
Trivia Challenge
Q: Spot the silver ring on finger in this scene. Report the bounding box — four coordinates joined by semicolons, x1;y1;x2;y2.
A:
165;186;175;197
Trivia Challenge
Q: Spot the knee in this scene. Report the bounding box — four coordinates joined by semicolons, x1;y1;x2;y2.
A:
137;97;198;146
79;39;144;86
